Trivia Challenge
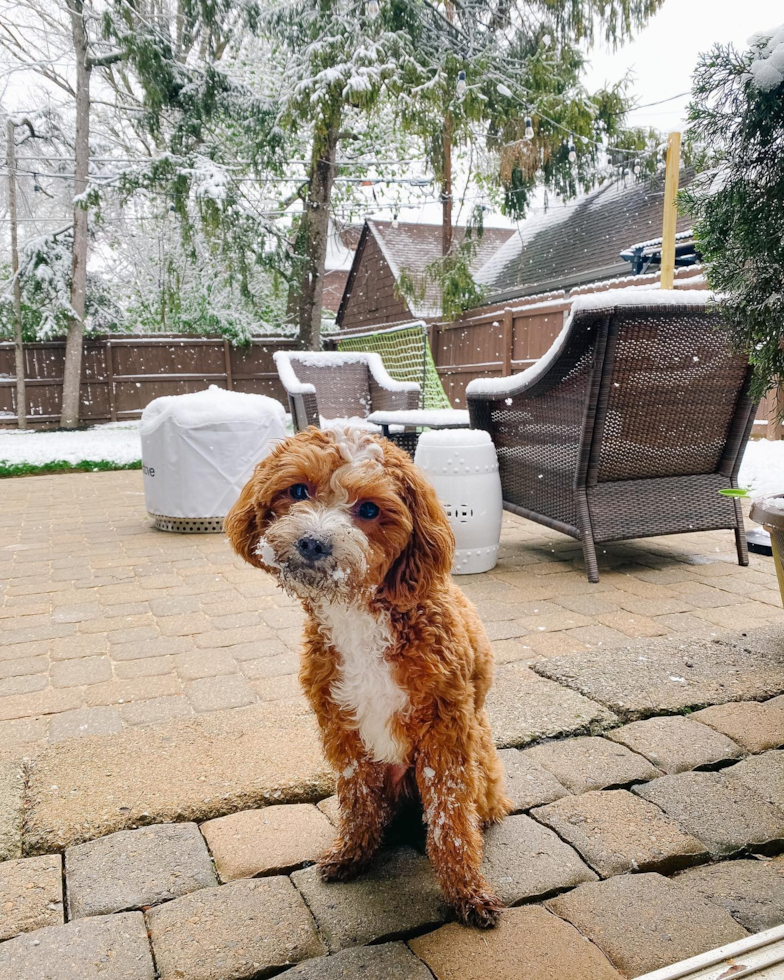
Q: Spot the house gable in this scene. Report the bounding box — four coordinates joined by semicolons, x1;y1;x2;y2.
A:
336;223;413;329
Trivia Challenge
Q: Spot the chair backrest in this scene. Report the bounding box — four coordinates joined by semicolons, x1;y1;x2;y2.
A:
588;304;752;484
286;354;373;419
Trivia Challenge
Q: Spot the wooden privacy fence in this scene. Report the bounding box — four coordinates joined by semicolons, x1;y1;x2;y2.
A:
0;336;297;427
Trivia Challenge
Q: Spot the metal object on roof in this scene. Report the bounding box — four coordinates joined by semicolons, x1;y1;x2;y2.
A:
620;228;700;275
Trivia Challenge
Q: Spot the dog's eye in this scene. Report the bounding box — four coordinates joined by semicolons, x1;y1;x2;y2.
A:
357;501;380;520
289;484;310;501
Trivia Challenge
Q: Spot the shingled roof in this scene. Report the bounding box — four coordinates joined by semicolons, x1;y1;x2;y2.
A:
475;171;695;302
364;219;515;317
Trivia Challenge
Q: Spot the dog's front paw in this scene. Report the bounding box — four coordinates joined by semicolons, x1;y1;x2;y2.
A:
316;849;366;883
453;889;504;929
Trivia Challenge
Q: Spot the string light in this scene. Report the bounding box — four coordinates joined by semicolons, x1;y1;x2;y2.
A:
391;211;399;228
456;70;467;97
524;116;534;140
567;138;576;163
365;0;379;17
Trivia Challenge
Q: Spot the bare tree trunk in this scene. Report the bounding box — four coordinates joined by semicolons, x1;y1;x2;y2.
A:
296;114;340;351
60;0;90;428
442;114;453;257
6;120;27;429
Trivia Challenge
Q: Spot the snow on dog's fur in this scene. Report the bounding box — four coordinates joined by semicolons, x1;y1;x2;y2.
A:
226;426;511;928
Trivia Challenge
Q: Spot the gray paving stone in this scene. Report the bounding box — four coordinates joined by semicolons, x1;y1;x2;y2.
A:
285;943;434;979
532;789;708;878
532;634;784;720
408;905;623;980
24;701;332;853
481;813;596;904
524;736;661;794
0;854;63;941
49;706;122;743
606;715;744;774
0;911;155;980
692;697;784;753
291;846;447;952
201;803;334;881
546;873;748;978
0;758;23;860
486;663;617;749
635;771;784;857
674;859;784;933
317;795;341;826
65;822;217;918
498;748;569;813
725;749;784;808
147;875;325;980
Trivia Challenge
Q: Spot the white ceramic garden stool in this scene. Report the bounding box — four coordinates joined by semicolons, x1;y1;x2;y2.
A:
140;385;286;532
414;428;503;574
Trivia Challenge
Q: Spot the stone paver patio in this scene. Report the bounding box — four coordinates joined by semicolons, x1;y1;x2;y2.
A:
1;469;783;979
1;470;782;750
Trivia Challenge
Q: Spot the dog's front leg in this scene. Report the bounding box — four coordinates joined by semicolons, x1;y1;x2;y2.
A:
416;743;503;928
317;741;394;882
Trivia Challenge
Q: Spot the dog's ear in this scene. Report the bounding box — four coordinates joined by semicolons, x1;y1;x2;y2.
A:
381;447;455;608
224;449;280;569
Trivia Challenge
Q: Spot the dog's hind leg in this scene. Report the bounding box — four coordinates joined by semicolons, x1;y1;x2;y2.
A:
317;750;396;882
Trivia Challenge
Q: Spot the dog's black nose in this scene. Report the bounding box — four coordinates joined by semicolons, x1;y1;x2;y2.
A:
296;535;333;562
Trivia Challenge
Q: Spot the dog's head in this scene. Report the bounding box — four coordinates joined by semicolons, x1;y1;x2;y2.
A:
225;426;454;607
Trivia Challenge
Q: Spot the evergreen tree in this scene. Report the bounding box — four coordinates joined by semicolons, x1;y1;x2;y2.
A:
681;25;784;401
264;0;665;346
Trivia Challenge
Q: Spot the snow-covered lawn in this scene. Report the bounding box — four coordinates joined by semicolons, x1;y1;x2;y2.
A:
739;438;784;497
0;421;142;468
0;421;782;500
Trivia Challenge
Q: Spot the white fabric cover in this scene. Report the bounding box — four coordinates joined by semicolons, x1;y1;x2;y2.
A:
140;386;286;519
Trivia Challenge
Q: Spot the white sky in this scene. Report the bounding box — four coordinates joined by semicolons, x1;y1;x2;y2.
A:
583;0;782;132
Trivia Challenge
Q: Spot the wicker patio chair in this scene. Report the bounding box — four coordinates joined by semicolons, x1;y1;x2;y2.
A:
466;290;758;582
273;350;421;454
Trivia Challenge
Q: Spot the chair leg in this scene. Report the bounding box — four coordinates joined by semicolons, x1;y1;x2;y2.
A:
576;491;600;584
734;501;749;567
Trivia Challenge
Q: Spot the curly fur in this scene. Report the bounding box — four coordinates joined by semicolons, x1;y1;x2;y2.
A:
225;426;512;928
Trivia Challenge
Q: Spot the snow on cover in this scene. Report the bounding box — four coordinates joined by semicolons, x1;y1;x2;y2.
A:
746;24;784;91
141;385;285;431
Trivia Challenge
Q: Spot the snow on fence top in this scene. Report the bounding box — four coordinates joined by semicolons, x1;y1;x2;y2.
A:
140;385;285;431
465;288;715;398
273;350;419;395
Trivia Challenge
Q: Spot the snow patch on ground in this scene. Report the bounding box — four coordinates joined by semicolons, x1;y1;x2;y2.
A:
0;421;142;467
739;439;784;498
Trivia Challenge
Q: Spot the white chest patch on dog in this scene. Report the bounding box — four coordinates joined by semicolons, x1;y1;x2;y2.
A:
316;602;408;765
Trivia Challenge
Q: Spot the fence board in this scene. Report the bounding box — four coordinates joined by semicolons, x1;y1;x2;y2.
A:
0;335;297;427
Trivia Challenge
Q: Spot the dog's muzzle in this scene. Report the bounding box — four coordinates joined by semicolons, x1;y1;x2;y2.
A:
296;535;333;565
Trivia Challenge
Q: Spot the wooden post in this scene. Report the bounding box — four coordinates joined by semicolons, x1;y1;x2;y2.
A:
105;340;117;421
660;131;681;290
6;120;27;429
223;339;234;390
502;308;513;377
